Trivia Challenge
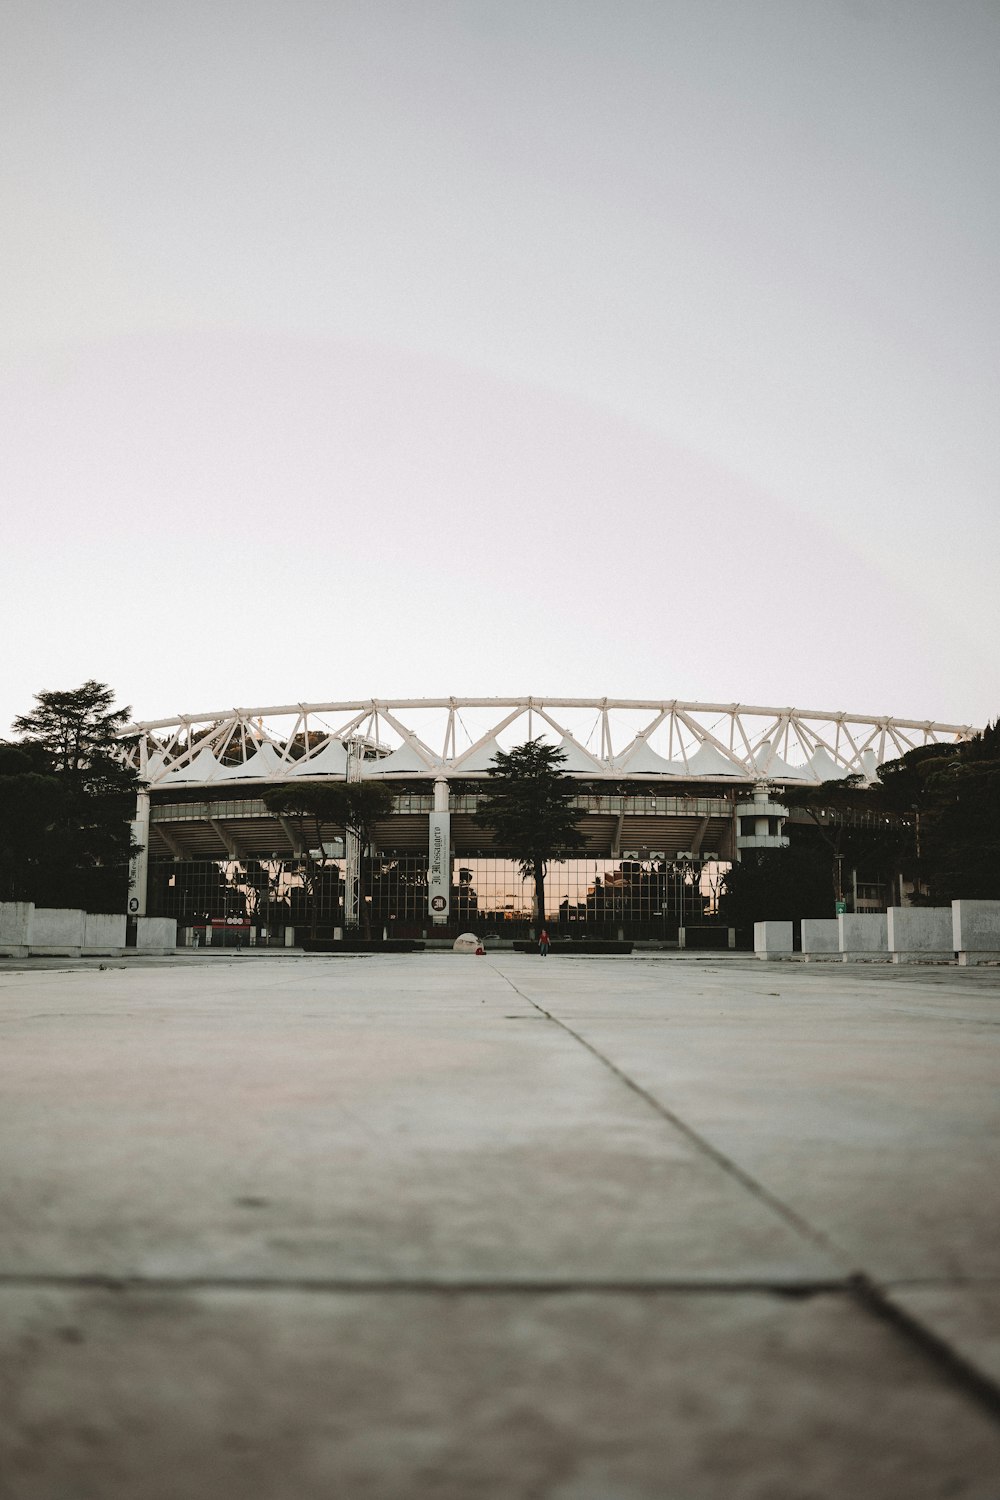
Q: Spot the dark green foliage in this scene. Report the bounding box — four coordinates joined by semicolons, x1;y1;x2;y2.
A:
780;775;875;903
724;719;1000;921
1;681;139;909
263;780;394;845
718;846;835;927
263;779;394;938
886;719;1000;902
781;774;914;904
875;742;962;815
474;739;586;927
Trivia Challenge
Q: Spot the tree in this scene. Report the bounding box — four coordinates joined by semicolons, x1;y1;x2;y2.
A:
4;681;139;910
263;780;394;939
718;845;834;928
474;739;586;931
880;722;1000;902
778;775;873;905
0;756;66;901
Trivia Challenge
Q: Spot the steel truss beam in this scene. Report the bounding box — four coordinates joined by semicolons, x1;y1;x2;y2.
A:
125;698;977;791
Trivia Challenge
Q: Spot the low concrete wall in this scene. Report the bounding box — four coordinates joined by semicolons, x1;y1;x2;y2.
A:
838;914;888;962
136;916;178;952
801;918;839;961
754;921;793;960
30;906;86;954
83;913;127;953
887;907;953;964
953;900;1000;966
0;901;33;956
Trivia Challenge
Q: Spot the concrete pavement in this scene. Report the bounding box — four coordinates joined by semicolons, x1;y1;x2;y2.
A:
1;952;999;1497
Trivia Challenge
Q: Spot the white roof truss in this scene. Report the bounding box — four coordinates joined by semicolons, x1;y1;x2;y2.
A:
126;698;977;790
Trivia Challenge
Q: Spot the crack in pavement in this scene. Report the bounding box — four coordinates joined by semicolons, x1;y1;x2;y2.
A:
0;1273;849;1297
487;959;851;1269
485;959;1000;1427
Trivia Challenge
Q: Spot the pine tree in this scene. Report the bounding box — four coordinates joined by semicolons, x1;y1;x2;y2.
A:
5;681;139;909
474;740;586;931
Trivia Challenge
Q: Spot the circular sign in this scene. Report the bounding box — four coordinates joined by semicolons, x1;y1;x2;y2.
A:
430;896;447;913
128;898;139;913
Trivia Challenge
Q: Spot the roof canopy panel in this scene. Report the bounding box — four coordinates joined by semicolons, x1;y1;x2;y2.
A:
361;742;434;776
752;741;813;782
450;737;503;774
684;742;746;778
213;742;288;782
286;739;349;778
158;748;221;784
616;740;686;775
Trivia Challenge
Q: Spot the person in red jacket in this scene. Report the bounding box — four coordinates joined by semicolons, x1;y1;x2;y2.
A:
538;927;551;956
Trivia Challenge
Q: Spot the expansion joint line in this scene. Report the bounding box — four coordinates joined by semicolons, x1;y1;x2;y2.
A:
488;962;849;1266
487;962;1000;1425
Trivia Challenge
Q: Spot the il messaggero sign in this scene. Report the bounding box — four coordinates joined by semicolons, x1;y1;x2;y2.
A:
428;813;450;917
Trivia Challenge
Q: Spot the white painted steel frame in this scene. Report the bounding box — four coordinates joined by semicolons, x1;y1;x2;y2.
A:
124;699;976;790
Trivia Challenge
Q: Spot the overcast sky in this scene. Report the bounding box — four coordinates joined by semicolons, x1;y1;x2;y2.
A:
2;0;998;734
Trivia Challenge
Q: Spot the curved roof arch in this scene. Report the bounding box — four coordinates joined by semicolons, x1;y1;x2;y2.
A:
125;697;978;792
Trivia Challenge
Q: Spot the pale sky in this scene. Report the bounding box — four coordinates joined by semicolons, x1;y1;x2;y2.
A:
3;0;998;733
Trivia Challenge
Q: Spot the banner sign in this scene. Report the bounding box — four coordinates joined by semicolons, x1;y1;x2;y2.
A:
127;818;146;917
428;812;450;919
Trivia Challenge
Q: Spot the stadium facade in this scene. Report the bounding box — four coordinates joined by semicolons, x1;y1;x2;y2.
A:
124;697;975;945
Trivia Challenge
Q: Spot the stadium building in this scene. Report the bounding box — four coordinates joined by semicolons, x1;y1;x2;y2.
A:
125;697;975;946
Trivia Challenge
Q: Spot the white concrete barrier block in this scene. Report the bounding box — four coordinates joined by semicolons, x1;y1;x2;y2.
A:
0;901;33;954
953;900;1000;966
887;907;954;964
84;913;127;952
754;921;793;959
838;913;888;962
801;918;839;960
136;916;178;952
30;907;86;954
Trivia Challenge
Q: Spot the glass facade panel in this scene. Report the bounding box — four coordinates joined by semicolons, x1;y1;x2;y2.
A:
451;857;711;939
150;854;429;943
150;854;717;942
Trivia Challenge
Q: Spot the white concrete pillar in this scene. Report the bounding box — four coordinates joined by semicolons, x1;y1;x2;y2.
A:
428;778;451;925
128;788;150;917
735;789;789;861
343;741;362;927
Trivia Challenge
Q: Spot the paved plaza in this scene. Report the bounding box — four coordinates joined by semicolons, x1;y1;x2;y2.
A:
2;951;1000;1498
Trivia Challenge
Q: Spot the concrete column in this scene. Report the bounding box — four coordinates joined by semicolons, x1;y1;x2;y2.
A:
343;742;362;928
735;788;789;861
428;778;451;925
343;830;360;928
128;788;150;917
